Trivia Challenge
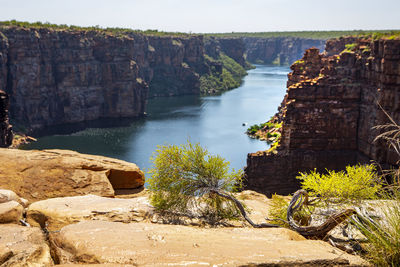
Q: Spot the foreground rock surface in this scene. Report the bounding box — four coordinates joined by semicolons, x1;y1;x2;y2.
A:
0;148;145;202
0;224;52;266
26;190;270;231
52;220;366;266
27;194;152;231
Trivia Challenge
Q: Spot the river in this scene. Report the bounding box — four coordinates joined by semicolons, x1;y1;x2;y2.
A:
23;65;290;172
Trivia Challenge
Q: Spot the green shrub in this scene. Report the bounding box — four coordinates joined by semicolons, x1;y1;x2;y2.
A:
268;194;290;227
297;164;382;202
147;141;244;221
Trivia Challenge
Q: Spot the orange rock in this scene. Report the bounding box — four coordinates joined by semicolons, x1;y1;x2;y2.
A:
0;148;145;202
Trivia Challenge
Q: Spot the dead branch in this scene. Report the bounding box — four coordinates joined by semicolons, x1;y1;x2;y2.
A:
209;189;279;228
287;190;356;238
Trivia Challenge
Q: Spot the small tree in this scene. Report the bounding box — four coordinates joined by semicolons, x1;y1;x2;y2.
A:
148;141;277;227
148;141;243;221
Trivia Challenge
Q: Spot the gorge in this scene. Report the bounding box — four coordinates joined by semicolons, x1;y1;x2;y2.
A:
1;23;399;198
0;23;328;136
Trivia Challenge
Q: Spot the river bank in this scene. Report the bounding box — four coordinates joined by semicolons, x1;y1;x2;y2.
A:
23;65;290;171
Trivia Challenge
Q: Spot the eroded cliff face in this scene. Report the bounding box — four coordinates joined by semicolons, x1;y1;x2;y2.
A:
244;37;326;65
147;35;206;97
1;27;149;131
0;33;12;147
0;26;249;134
245;37;400;196
0;90;12;147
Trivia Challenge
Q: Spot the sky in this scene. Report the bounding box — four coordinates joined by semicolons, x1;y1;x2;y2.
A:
0;0;399;33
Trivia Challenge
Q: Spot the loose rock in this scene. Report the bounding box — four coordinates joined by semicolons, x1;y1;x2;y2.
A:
0;148;145;202
0;224;53;266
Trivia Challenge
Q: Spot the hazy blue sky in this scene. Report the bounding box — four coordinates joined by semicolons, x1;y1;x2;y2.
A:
0;0;399;33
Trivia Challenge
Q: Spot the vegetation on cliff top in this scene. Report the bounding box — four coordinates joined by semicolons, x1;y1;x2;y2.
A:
246;117;282;154
2;20;399;40
207;30;400;39
0;20;196;37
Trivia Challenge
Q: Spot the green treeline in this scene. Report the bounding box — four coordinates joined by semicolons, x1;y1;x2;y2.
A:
2;20;399;40
206;30;400;39
0;20;195;37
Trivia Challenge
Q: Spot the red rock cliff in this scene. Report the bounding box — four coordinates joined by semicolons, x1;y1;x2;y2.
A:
0;90;12;147
244;36;400;196
0;26;248;133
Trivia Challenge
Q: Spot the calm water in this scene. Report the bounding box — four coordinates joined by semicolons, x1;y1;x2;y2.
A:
24;65;290;172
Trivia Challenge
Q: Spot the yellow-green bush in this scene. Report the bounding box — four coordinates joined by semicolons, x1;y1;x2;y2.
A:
147;141;243;221
297;164;382;202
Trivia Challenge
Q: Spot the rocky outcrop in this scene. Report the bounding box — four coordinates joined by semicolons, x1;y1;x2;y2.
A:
51;220;365;266
0;148;145;202
0;224;53;266
0;189;26;224
244;37;326;65
245;37;400;196
27;194;152;230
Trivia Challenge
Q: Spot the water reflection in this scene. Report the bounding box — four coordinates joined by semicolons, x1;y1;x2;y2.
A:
24;65;290;171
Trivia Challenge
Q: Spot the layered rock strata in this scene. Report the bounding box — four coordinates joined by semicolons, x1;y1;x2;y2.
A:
245;37;400;196
0;26;248;134
0;90;12;147
244;37;326;65
0;32;12;147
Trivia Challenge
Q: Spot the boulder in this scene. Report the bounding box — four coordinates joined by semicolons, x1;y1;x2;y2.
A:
0;188;29;207
27;194;153;231
0;201;23;224
0;224;52;266
52;220;366;266
0;148;145;202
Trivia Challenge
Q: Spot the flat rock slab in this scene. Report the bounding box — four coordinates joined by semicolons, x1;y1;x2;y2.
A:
0;201;23;224
53;221;366;266
27;194;153;231
0;224;53;266
0;148;145;202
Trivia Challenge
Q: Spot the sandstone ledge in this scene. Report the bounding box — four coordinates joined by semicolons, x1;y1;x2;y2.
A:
52;220;366;266
0;148;145;202
27;194;152;231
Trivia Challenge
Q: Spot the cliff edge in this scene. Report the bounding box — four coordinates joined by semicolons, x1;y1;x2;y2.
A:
0;24;249;135
245;35;400;196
